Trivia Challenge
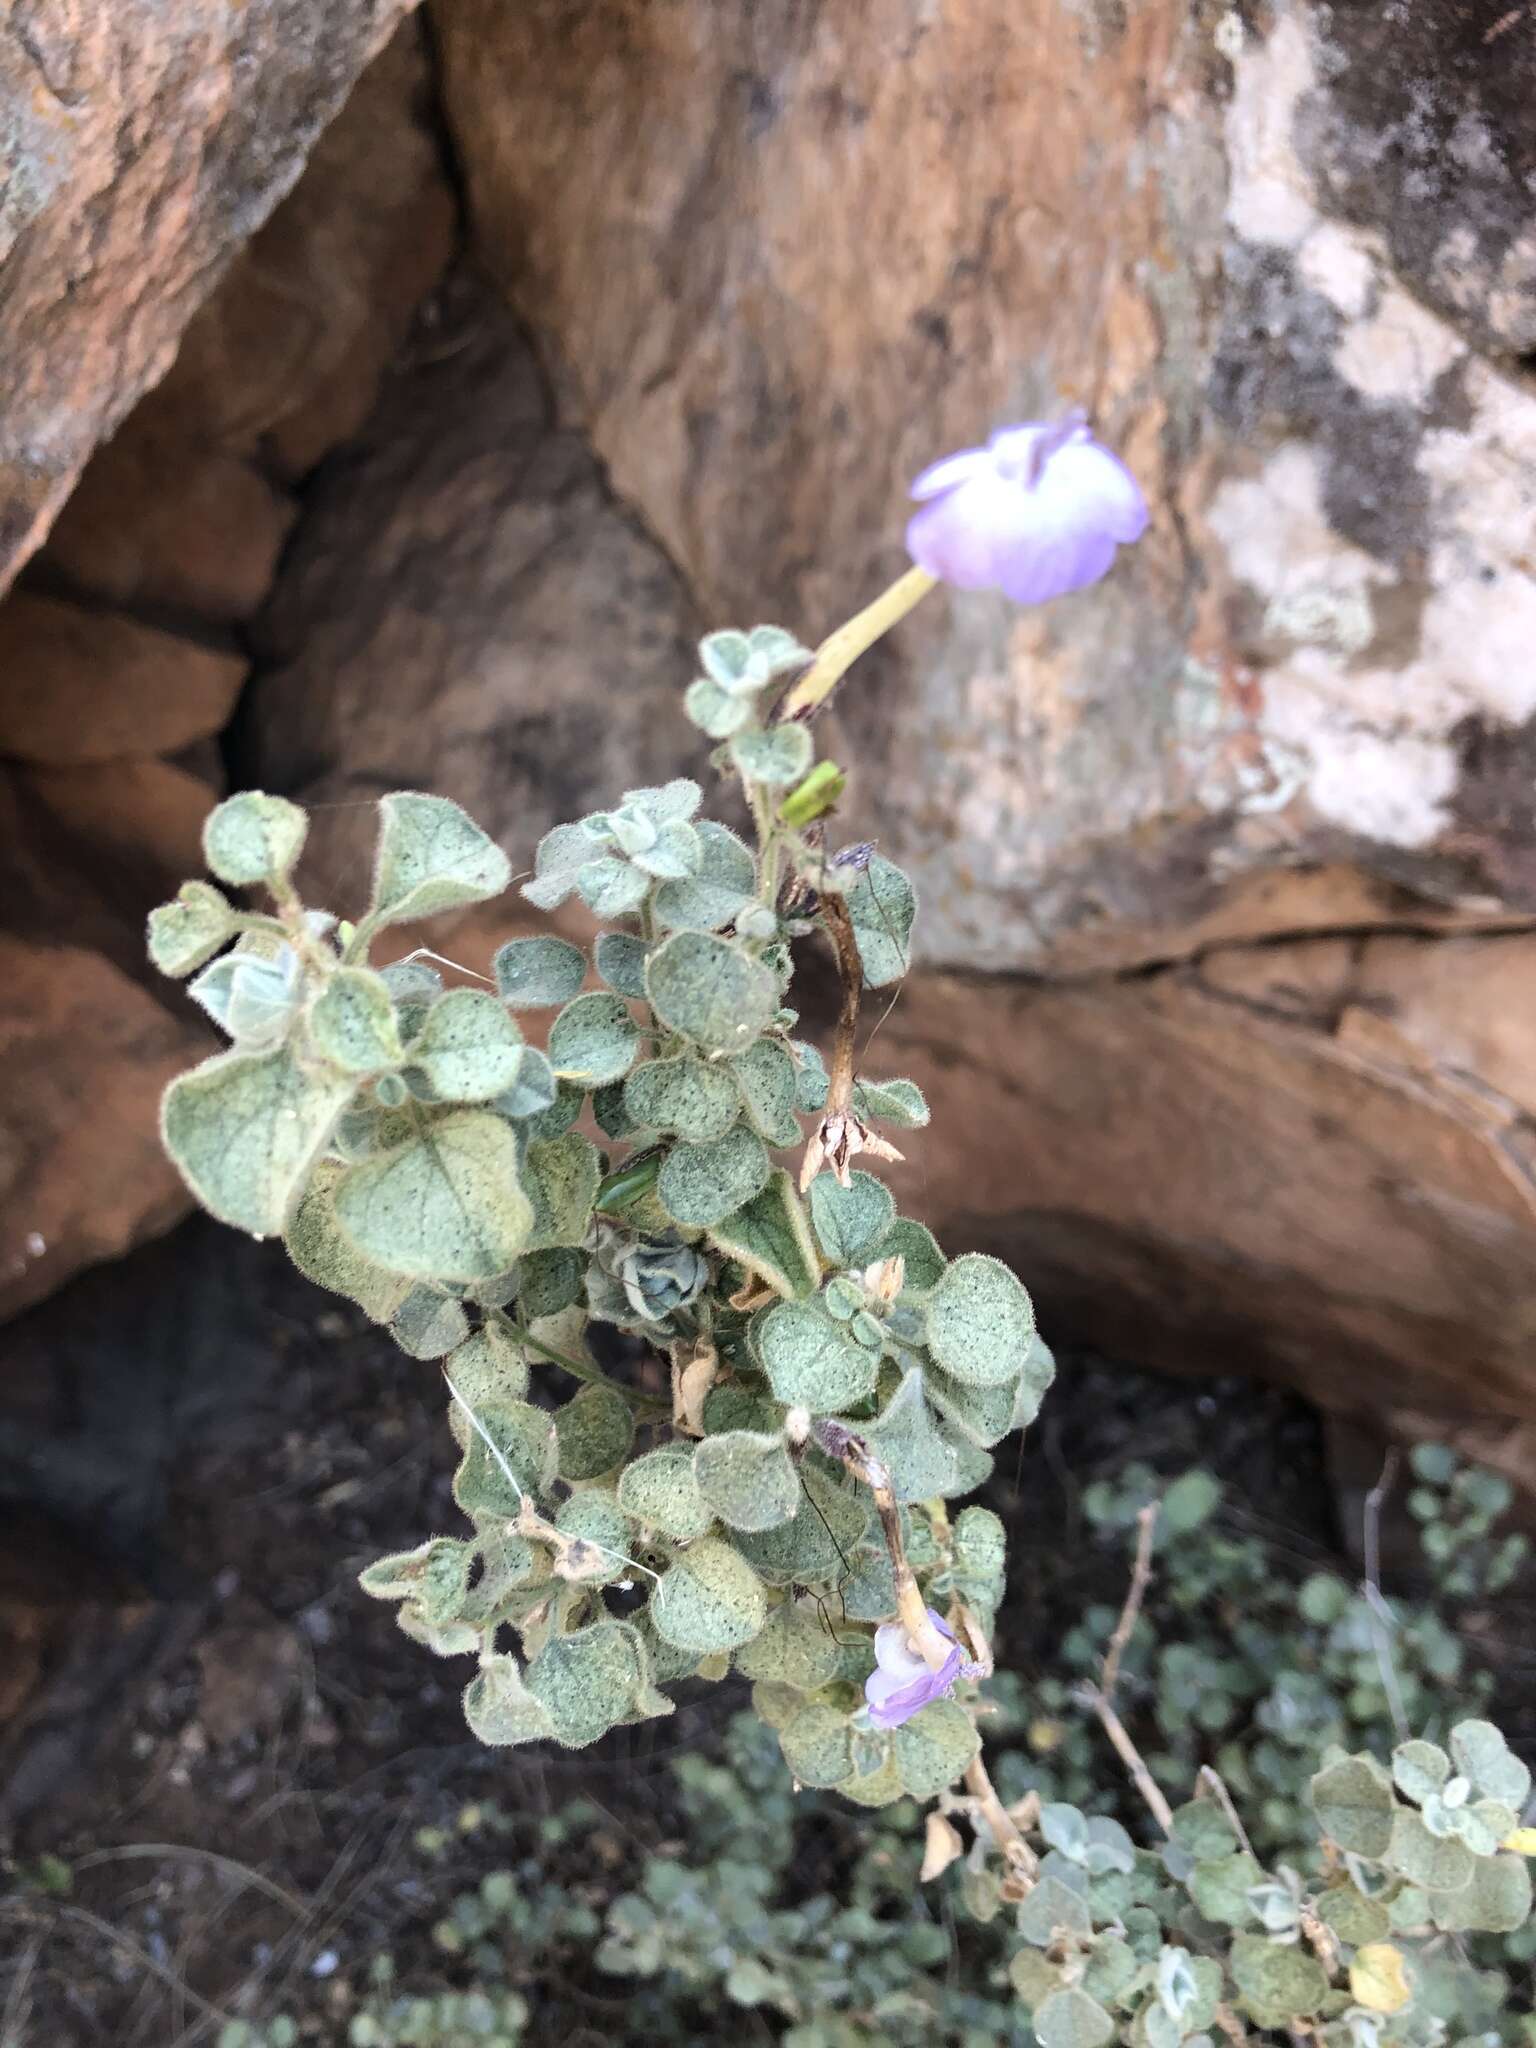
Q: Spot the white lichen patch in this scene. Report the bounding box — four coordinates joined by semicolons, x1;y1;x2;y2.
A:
1222;8;1315;249
1333;281;1465;405
1212;4;1536;852
1295;222;1376;320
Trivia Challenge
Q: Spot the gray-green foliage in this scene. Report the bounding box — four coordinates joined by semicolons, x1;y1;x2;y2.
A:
146;628;1042;1798
150;618;1531;2042
208;1446;1533;2048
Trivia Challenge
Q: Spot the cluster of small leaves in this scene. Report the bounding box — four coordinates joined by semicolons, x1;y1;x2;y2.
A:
195;1450;1530;2048
994;1709;1532;2045
146;627;1047;1808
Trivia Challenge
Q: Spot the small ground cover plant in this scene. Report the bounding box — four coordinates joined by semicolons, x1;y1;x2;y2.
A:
151;417;1533;2041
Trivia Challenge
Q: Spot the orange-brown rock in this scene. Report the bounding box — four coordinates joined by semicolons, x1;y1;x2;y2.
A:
245;270;706;904
0;936;204;1319
875;933;1536;1433
0;594;245;766
0;0;423;595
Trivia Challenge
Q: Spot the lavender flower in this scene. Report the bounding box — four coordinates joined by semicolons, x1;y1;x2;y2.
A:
864;1608;967;1729
905;411;1148;603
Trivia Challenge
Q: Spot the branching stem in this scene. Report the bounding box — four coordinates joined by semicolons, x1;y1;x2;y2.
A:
1082;1502;1175;1834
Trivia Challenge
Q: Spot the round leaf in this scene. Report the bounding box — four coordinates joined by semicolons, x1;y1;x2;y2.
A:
334;1109;534;1280
757;1299;879;1412
493;936;587;1009
658;1127;771;1228
308;967;403;1075
645;930;778;1053
922;1253;1036;1387
651;1538;767;1653
547;991;641;1085
203;791;308;887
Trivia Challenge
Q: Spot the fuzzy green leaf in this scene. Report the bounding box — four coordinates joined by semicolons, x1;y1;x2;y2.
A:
555;1384;636;1482
445;1322;531;1408
576;856;652;919
851;1077;930;1129
694;1430;800;1532
526;1621;645;1748
873;1217;946;1291
617;1447;714;1541
729;1038;802;1147
203;791;308;887
624;1055;742;1144
1450;1718;1532;1807
547;991;641;1086
1388;1809;1475;1892
514;1247;585;1321
658;1127;771;1228
922;1252;1035;1387
147;881;236;977
651;1538;768;1653
734;1600;843;1691
730;724;813;789
308;967;403;1075
450;1396;558;1514
757;1299;880;1412
1018;1874;1093;1947
1312;1752;1398;1859
594;931;650;998
1392;1738;1451;1805
924;1363;1020;1449
1432;1849;1533;1933
855;1370;963;1501
1229;1934;1327;2024
843;853;915;988
285;1159;412;1321
1032;1989;1113;2048
808;1170;896;1268
893;1697;980;1800
369;792;510;927
463;1656;555;1745
778;1702;854;1789
491;1045;559;1122
706;1169;821;1300
730;1463;867;1585
493;936;586;1010
334;1109;533;1281
162;1047;355;1236
646;930;778;1053
521;1131;601;1249
389;1284;470;1359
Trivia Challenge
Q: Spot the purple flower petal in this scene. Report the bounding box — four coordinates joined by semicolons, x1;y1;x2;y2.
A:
909;446;993;502
905;416;1148;604
863;1608;966;1729
905;472;1015;590
1038;440;1149;543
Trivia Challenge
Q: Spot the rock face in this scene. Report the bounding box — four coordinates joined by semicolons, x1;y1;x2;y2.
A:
420;0;1532;1434
0;0;422;592
4;0;1536;1445
0;18;454;1320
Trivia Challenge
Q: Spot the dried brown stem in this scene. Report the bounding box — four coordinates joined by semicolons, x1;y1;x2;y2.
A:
1100;1502;1157;1702
820;890;862;1123
1083;1499;1175;1834
1199;1764;1256;1859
